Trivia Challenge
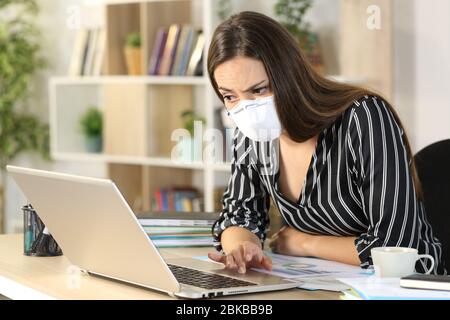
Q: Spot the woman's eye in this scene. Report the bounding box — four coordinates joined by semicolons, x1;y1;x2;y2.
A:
224;95;235;101
253;86;269;94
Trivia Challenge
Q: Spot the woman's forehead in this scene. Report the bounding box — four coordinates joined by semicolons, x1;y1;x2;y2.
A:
215;57;268;90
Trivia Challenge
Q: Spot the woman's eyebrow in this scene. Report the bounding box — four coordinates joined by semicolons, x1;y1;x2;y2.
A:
218;80;267;93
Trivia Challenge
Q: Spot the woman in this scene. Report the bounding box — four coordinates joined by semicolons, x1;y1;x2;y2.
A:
207;11;446;275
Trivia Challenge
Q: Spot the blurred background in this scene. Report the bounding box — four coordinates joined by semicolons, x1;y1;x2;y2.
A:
0;0;449;235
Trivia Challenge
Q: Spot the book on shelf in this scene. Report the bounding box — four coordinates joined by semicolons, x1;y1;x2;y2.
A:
148;24;204;77
92;28;106;76
171;25;195;76
150;187;203;213
148;27;168;75
68;27;106;77
83;28;98;76
158;24;181;76
186;31;204;76
68;28;88;76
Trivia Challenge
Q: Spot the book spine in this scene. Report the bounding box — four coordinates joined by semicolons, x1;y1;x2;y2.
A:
68;28;88;76
158;24;179;76
80;29;92;76
168;26;182;75
168;190;174;212
84;28;98;76
178;28;195;76
186;32;204;76
149;27;167;75
171;25;188;76
156;189;163;212
161;189;168;212
92;28;106;76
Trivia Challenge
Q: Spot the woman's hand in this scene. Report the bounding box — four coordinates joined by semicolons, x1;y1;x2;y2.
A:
208;240;273;274
268;226;313;256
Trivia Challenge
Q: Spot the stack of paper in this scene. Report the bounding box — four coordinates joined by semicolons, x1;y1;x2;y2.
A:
193;251;371;292
254;252;371;279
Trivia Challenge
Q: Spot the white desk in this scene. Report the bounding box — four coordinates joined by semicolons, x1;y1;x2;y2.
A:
0;234;339;300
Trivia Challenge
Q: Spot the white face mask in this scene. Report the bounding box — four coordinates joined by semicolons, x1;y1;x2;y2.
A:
227;95;282;142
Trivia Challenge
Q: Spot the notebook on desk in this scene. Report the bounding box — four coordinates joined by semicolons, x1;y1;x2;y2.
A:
400;274;450;291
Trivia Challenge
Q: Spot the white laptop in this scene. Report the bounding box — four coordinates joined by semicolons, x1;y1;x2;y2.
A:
7;165;299;299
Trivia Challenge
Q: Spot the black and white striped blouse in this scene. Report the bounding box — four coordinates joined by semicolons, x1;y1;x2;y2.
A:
212;95;447;275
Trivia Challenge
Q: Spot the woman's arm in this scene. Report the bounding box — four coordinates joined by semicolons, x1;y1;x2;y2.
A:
348;96;422;269
212;128;271;253
305;235;360;266
209;130;274;273
269;227;360;266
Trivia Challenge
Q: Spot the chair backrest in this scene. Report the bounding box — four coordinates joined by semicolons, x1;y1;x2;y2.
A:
415;139;450;271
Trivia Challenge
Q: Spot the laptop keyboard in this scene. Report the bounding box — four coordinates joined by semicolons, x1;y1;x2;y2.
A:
168;264;257;290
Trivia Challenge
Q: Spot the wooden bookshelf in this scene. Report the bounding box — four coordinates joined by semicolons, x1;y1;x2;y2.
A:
50;0;216;214
103;0;206;213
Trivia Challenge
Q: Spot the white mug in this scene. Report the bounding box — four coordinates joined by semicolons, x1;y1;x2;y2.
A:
371;247;435;277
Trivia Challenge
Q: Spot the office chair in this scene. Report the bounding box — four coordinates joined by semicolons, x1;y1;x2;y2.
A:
415;139;450;271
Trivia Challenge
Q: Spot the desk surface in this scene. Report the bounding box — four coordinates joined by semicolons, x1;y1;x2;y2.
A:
0;234;339;300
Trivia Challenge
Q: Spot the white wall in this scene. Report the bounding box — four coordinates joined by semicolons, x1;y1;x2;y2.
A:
412;0;450;151
394;0;450;152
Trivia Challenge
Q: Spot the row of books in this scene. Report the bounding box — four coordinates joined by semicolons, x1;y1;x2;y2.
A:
137;211;218;248
68;27;106;77
149;24;204;76
150;188;203;213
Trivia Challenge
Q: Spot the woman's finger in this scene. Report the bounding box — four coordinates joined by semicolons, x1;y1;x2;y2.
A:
233;246;246;273
208;252;225;264
261;255;273;271
226;254;238;271
242;243;258;262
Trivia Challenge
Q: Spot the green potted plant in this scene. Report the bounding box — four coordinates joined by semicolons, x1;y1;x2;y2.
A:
274;0;324;74
0;0;49;233
124;31;142;75
178;110;206;163
217;0;233;21
80;107;103;153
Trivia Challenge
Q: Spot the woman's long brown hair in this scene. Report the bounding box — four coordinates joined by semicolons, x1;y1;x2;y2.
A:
207;11;423;199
